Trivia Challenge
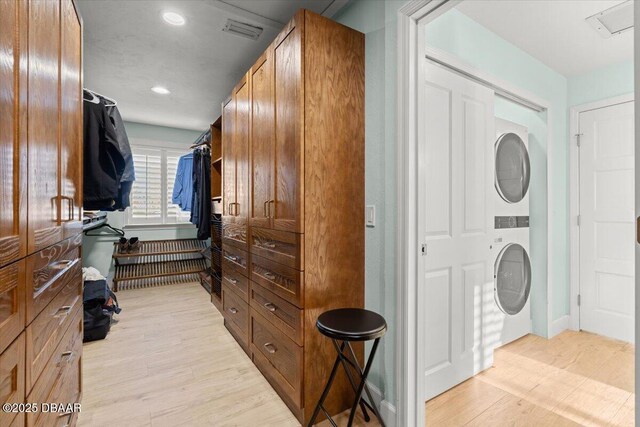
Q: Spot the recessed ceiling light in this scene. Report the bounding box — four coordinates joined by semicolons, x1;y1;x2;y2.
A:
151;86;170;95
163;11;185;26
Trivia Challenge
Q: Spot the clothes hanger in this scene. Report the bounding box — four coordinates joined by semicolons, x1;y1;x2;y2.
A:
84;223;125;237
83;88;117;107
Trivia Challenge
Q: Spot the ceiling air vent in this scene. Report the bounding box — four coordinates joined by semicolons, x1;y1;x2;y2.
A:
586;0;634;38
223;19;263;40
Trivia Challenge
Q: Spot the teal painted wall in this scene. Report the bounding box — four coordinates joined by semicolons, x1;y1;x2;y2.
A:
568;60;634;107
82;121;204;277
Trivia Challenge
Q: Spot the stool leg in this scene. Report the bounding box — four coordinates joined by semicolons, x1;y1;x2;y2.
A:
346;341;386;427
307;342;346;427
331;339;371;422
347;338;380;427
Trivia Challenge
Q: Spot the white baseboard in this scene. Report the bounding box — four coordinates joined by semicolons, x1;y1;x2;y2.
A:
549;315;570;338
368;384;397;427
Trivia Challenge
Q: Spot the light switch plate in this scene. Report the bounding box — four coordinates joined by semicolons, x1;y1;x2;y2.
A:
366;205;376;227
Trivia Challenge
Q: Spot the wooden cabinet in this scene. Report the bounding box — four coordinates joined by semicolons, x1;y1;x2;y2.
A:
222;75;250;250
222;10;364;424
27;0;63;254
27;0;83;253
272;23;304;234
0;0;28;268
60;0;83;240
0;1;83;425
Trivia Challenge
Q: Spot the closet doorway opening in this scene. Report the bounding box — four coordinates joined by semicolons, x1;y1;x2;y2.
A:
398;1;635;426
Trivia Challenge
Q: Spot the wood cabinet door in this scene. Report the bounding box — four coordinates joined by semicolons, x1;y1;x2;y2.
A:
27;0;63;254
234;76;250;230
250;51;274;229
222;96;236;220
60;0;82;240
273;25;303;233
0;0;27;267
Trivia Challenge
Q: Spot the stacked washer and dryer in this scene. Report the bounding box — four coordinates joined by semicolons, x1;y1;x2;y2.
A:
491;118;533;347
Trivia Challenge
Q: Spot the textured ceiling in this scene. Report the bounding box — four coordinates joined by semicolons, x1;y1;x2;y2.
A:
77;0;345;132
456;0;633;77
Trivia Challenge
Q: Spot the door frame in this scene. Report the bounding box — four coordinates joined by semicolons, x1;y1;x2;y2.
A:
568;93;635;332
396;2;554;425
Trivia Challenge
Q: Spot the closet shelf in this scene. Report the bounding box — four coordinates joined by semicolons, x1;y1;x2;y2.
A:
212;157;222;164
112;239;207;259
114;259;207;283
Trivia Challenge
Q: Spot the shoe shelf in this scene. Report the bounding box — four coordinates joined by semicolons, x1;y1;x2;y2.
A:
112;238;208;291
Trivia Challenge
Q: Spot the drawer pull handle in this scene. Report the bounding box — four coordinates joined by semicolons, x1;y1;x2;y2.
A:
61;350;73;359
264;302;277;312
52;259;74;269
225;277;238;285
264;342;277;354
228;307;238;314
55;305;72;317
263;272;276;281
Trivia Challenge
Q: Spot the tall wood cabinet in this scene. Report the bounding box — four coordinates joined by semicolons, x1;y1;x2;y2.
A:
0;1;83;426
221;10;364;424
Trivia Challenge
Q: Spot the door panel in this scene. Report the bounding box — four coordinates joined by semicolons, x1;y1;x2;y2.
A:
579;101;635;343
273;27;303;233
28;0;62;253
222;97;235;219
0;0;27;267
235;79;250;229
60;0;82;240
420;62;494;400
250;53;274;229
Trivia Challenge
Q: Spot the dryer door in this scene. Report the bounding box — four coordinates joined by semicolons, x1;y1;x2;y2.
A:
495;132;530;203
495;243;531;315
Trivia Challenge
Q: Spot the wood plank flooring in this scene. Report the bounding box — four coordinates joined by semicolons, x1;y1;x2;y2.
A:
426;331;635;426
77;282;375;427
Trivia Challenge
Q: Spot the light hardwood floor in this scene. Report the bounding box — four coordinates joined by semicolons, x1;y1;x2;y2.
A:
426;331;635;426
77;282;375;427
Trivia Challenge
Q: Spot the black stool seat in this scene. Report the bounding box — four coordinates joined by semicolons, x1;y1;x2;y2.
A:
317;308;387;341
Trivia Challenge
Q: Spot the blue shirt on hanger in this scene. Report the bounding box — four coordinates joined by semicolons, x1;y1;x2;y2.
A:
172;153;193;211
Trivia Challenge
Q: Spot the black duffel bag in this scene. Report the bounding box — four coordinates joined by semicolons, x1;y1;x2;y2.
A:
83;279;121;342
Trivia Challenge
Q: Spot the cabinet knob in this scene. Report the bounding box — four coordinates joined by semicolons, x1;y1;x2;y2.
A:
264;302;276;312
264;342;277;354
228;307;238;314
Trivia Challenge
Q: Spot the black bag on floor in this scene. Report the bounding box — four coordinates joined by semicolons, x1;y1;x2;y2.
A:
83;279;121;342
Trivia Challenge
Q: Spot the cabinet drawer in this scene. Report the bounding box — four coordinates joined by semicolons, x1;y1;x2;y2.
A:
251;282;303;346
26;234;81;323
251;253;303;308
222;220;248;250
0;260;26;354
222;284;249;335
222;244;249;278
251;311;302;407
249;227;303;270
0;333;26;427
27;308;82;427
26;267;81;391
221;268;248;303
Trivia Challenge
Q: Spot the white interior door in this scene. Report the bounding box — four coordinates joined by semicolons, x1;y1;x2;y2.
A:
579;100;635;343
419;61;495;401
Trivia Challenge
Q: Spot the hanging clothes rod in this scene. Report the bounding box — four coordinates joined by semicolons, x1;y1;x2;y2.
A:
424;54;546;113
83;87;117;107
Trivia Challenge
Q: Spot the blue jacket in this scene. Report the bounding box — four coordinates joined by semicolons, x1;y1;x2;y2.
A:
172;153;193;211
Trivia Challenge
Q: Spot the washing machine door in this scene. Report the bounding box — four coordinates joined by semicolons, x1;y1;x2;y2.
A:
495;132;530;203
495;243;531;315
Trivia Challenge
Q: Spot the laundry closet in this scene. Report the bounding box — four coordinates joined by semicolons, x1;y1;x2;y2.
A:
0;1;369;426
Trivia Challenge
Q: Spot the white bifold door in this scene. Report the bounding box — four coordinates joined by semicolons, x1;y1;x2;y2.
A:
419;61;495;401
579;100;635;343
